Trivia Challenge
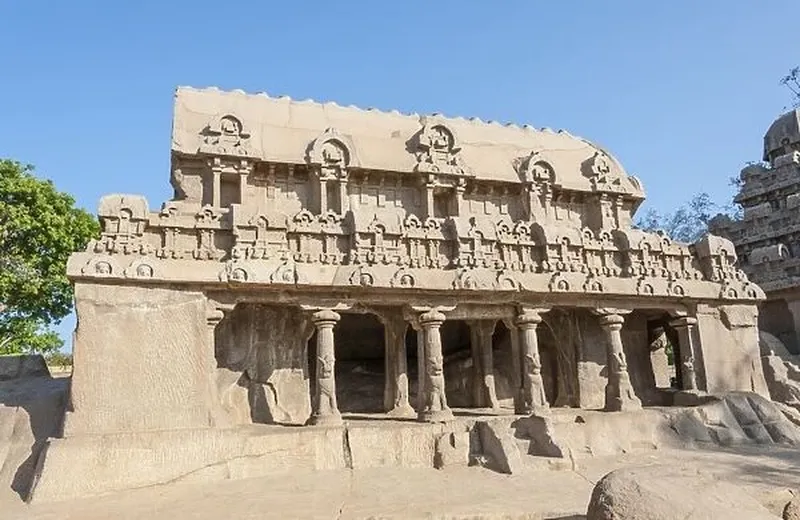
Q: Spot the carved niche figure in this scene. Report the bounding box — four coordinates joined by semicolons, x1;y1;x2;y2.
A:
199;114;251;156
136;264;154;278
518;150;556;184
95;261;112;275
307;128;357;179
413;120;470;175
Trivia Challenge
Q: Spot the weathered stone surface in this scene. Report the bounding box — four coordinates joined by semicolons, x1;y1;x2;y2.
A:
511;414;565;458
670;393;800;447
477;419;524;474
0;355;49;381
31;425;348;503
586;465;780;520
0;375;67;503
782;492;800;520
63;284;220;436
433;430;470;469
785;494;800;520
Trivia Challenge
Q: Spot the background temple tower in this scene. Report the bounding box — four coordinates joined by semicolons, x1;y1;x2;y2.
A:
711;109;800;353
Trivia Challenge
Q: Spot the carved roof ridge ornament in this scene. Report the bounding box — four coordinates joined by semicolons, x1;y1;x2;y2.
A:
413;117;472;176
199;114;251;157
306;127;359;176
517;148;556;184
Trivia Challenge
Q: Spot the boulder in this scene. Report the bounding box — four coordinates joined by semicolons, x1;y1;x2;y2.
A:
586;465;779;520
0;355;50;381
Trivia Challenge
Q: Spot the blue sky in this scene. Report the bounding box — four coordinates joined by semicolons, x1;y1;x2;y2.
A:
1;1;798;349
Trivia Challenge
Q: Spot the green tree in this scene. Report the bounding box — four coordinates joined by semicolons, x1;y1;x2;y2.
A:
635;193;722;243
0;160;99;354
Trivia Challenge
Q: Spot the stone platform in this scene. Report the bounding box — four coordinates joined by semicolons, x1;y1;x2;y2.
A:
28;392;800;504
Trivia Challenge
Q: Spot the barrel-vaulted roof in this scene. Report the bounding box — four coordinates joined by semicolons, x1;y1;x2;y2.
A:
172;87;644;199
764;109;800;162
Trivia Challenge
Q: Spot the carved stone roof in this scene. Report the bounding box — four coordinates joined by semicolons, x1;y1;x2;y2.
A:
764;109;800;162
172;86;645;199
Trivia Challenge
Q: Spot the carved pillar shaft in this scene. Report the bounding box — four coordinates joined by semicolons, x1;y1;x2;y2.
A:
473;320;499;409
456;186;467;216
415;322;426;411
516;310;549;414
206;308;225;356
319;179;328;214
212;170;221;207
339;179;349;213
598;312;641;412
670;316;698;391
383;316;414;417
504;318;522;407
469;325;483;407
425;181;435;219
309;310;342;426
418;310;453;422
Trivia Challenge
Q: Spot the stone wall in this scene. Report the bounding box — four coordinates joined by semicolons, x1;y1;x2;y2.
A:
215;303;312;425
696;303;768;397
64;283;218;436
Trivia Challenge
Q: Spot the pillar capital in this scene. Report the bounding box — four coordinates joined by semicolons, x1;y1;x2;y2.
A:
311;309;341;326
594;309;630;329
516;307;548;328
669;316;698;329
420;309;446;326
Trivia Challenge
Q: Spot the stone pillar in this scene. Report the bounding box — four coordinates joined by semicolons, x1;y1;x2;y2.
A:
473;320;499;409
206;308;225;354
786;299;800;355
319;178;328;214
308;309;342;426
515;309;549;414
210;171;221;207
425;175;436;219
418;309;454;422
413;321;426;411
469;325;483;407
503;318;522;408
670;316;699;391
382;315;415;418
596;310;642;412
339;178;349;213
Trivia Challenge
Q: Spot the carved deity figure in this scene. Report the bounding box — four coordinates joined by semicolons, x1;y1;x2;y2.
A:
321;141;345;166
426;353;447;411
136;264;153;278
95;261;111;275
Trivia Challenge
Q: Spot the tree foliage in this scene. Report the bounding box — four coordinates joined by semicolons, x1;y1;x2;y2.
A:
635;192;737;243
0;160;99;354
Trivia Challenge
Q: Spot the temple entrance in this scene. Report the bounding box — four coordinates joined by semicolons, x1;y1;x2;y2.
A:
441;320;473;407
405;326;420;409
490;321;516;409
333;313;385;413
647;316;678;391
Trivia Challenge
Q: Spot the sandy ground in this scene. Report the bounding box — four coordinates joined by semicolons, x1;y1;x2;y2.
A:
3;443;798;520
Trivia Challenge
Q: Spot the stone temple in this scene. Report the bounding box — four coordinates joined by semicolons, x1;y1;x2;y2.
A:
711;108;800;354
28;87;770;501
